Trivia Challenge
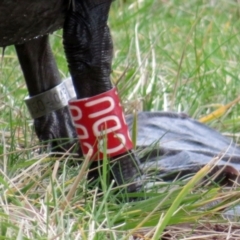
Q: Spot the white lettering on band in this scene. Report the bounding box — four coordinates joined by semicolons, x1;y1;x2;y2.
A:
92;116;121;137
86;96;115;118
99;133;125;154
69;105;88;139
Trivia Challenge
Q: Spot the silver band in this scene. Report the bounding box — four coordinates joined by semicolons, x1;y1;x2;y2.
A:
25;77;76;119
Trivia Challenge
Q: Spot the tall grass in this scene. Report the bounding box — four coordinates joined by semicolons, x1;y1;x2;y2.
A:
1;0;240;238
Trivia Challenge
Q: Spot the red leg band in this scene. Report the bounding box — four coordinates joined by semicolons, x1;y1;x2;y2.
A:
68;87;133;160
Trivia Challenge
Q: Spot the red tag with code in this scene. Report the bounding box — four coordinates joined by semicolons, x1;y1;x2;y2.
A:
68;88;133;160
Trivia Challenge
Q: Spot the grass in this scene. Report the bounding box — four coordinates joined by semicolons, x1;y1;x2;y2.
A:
1;0;240;238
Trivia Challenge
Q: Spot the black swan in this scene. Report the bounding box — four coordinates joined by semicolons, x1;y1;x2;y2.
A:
0;0;141;192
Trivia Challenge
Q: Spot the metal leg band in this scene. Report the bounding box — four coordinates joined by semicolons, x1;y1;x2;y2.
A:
25;78;76;119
